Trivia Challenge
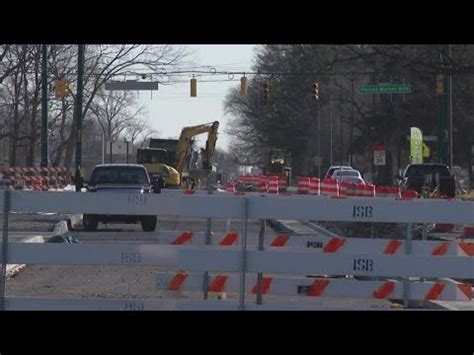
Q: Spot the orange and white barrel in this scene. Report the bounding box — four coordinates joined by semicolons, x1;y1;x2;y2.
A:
376;186;388;198
362;184;376;197
297;177;310;194
309;178;320;195
251;175;260;186
401;190;418;199
267;176;279;194
258;177;267;193
278;176;287;193
225;182;235;193
345;183;356;197
339;181;352;196
386;187;401;199
354;184;365;197
321;179;339;197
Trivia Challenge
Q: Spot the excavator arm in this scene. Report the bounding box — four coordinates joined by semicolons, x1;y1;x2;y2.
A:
175;121;219;174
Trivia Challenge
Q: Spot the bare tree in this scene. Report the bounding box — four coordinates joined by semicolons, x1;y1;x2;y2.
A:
123;117;159;145
89;89;145;143
0;45;22;85
60;45;190;170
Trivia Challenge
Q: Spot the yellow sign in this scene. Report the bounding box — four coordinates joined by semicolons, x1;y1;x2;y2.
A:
410;127;423;164
422;142;430;158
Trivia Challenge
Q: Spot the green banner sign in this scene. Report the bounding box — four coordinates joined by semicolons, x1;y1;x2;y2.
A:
406;135;438;142
359;84;411;94
410;127;423;164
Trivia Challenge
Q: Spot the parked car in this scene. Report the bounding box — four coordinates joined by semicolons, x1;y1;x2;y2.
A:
397;163;456;198
336;176;366;185
324;165;354;179
331;169;363;180
83;164;160;232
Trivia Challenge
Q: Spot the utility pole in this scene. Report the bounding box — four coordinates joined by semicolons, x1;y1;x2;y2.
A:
449;44;453;169
329;90;333;165
101;131;105;164
75;44;85;171
317;98;321;178
340;97;344;165
350;78;355;166
40;44;48;167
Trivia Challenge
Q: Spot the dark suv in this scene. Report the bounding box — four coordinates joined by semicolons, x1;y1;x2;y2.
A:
83;164;158;232
399;164;456;198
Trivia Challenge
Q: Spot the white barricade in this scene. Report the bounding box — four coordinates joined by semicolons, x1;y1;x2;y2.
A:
2;189;474;310
156;273;471;302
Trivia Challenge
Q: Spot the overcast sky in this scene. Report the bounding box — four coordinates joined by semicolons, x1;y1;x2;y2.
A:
137;45;258;151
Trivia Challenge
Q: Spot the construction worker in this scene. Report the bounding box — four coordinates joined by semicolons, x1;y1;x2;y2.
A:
74;166;84;192
151;173;164;193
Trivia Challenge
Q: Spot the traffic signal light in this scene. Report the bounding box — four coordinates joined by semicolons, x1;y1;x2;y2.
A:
436;74;444;96
240;76;248;96
190;78;197;97
312;82;320;100
262;82;269;101
54;79;71;99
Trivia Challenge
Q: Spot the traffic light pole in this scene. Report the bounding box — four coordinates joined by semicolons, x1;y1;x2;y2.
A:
75;45;85;171
349;79;355;166
438;76;449;165
40;45;48;167
449;44;453;169
317;99;321;179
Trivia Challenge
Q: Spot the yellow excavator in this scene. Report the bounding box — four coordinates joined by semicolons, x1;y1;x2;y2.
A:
137;121;219;188
136;147;181;187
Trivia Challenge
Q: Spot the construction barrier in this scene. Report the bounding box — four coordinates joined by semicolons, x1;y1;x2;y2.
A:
3;190;474;310
1;166;68;191
225;182;235;193
258;176;267;193
354;184;375;198
386;187;401;199
309;178;320;195
376;186;387;198
297;176;310;194
103;229;474;257
156;273;471;302
321;179;339;197
267;176;279;194
277;176;287;193
339;181;352;196
401;190;419;199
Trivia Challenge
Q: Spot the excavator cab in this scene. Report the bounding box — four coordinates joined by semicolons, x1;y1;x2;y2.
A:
264;149;292;186
136;148;181;187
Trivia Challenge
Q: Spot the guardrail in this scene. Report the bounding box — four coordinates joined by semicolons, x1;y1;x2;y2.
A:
1;189;474;310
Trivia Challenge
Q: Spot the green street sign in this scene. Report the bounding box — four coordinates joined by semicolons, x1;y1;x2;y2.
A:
359;84;411;94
